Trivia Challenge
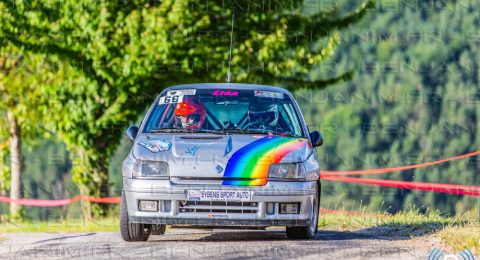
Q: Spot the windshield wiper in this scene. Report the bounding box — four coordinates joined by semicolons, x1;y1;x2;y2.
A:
224;129;270;135
224;128;299;137
148;128;225;134
149;128;188;133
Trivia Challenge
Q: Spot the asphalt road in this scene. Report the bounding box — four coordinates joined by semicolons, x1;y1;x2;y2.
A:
0;228;432;259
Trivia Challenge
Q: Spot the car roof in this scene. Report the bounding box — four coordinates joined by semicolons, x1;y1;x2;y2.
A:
165;83;292;94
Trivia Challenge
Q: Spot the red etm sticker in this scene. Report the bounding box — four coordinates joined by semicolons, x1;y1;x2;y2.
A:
212;90;239;96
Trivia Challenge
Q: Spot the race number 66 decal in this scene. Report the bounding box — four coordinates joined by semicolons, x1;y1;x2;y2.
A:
159;94;183;104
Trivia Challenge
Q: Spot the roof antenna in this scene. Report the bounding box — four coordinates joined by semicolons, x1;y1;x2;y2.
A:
226;14;235;83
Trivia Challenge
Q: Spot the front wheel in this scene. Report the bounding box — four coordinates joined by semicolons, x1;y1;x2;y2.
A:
286;183;319;239
120;191;152;242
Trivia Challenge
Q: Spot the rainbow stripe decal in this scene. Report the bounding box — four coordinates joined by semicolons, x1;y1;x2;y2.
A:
222;136;308;186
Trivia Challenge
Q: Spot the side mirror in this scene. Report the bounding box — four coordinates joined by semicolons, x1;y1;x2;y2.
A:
310;131;324;147
126;125;139;142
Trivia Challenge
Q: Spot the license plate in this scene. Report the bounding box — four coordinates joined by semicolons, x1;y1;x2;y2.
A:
187;190;253;202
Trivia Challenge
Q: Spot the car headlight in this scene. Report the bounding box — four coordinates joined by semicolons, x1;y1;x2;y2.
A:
133;160;169;178
268;163;306;180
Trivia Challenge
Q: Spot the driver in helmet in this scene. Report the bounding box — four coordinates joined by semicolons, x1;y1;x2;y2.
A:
174;97;206;129
246;102;282;132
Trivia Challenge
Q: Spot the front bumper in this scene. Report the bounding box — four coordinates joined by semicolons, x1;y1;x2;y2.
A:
124;178;318;227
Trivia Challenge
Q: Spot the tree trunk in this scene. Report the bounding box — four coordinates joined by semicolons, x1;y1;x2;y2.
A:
7;110;22;218
0;147;8;196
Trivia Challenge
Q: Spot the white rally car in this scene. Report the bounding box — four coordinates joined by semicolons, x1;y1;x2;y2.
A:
120;83;323;241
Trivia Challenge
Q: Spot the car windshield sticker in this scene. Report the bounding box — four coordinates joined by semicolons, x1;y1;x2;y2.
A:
159;94;184;104
222;136;307;186
168;89;196;96
159;89;196;104
212;89;239;96
254;90;284;99
138;140;172;153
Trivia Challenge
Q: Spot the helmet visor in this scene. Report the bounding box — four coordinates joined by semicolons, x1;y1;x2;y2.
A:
178;114;201;126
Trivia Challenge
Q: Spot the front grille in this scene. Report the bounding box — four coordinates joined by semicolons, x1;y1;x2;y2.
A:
178;200;258;214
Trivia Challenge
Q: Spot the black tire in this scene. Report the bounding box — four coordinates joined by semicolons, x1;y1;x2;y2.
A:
286;183;319;239
120;191;152;242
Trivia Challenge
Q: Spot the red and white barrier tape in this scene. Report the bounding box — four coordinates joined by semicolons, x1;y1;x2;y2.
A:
0;149;478;206
0;195;120;207
319;149;480;196
321;176;480;196
322;150;480;176
1;175;479;207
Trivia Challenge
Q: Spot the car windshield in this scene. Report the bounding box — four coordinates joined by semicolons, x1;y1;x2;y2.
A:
143;88;305;137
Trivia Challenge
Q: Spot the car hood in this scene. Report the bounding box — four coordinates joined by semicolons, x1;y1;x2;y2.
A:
132;134;312;185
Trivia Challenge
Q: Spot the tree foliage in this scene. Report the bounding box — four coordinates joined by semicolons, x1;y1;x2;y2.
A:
0;46;54;217
0;0;373;216
299;0;480;215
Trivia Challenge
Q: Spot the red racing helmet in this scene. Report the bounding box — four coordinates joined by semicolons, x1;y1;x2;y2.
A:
174;97;206;129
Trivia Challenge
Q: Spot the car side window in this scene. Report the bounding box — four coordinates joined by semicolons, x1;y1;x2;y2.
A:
282;103;303;135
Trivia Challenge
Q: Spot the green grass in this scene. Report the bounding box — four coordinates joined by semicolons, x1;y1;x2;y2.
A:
319;209;453;230
319;208;479;254
439;223;480;253
0;217;119;233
